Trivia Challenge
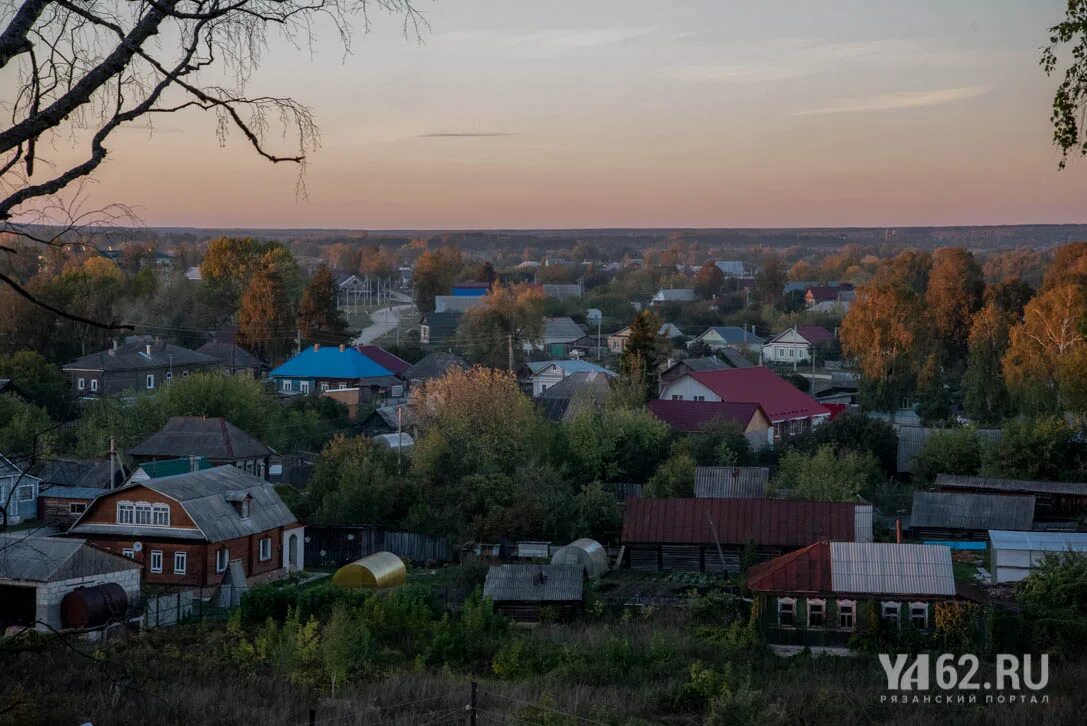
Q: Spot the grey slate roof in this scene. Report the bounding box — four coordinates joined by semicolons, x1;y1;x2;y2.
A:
830;542;955;596
910;491;1035;531
403;352;467;381
536;397;571;423
988;530;1087;552
196;341;264;370
718;348;755;369
537;370;613;401
483;564;584;603
541;317;585;342
369;405;416;430
420;312;462;342
694;467;771;498
63;337;219;372
72;465;298;543
129;417;273;460
0;535;139;582
37;458;121;489
935;474;1087;497
39;486;107;500
676;356;731;373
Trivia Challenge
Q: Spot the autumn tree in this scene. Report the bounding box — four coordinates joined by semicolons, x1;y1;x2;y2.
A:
413;246;463;312
619;309;664;401
238;268;296;364
925;247;984;365
963;303;1015;424
840;281;929;413
753;255;787;308
457;283;544;370
298;266;349;345
693;261;725;299
875;248;932;293
201;238;297;311
1042;242;1087;290
984;278;1034;317
1003;283;1087;413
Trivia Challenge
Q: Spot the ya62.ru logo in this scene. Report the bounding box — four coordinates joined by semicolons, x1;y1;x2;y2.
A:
879;653;1048;692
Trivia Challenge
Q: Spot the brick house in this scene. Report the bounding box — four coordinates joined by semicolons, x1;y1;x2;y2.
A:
62;336;220;397
66;466;304;590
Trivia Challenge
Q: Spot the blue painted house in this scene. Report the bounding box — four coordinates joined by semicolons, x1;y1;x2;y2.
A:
269;344;402;401
1;454;41;526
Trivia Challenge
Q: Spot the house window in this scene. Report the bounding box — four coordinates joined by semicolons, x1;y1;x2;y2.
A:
300;381;310;394
778;597;796;627
174;551;187;575
146;374;155;389
90;379;98;392
182;370;189;377
808;598;826;628
117;502;135;524
789;348;795;358
259;537;272;561
391;385;404;398
165;371;173;383
777;347;784;357
909;602;929;630
152;504;170;526
77;377;85;390
216;547;229;573
241;499;250;518
882;601;901;626
69;502;87;515
150;550;163;573
134;503;153;525
694;395;706;402
671;394;681;400
16;484;35;502
122;548;135;559
837;600;855;629
283;380;293;393
320;382;329;392
337;383;347;390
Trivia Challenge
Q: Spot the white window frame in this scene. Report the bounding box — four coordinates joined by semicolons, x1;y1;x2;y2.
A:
337;382;347;390
146;374;155;389
134;503;153;526
174;551;187;575
807;598;826;628
837;599;855;630
777;597;796;628
16;483;35;502
909;602;929;630
90;379;98;392
282;380;293;393
882;601;901;627
259;537;272;562
122;548;135;559
320;382;329;392
150;550;163;573
300;381;310;394
117;501;135;524
216;547;229;573
152;504;170;527
77;377;85;390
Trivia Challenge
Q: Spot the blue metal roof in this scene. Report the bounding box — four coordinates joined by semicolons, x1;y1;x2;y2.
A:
706;326;765;345
269;346;393;380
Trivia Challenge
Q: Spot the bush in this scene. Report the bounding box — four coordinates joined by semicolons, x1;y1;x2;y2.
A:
911;428;982;483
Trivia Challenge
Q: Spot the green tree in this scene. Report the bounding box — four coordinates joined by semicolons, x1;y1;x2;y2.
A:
645;446;696;497
911;428;983;484
800;412;898;476
564;403;672;485
413;246;462;312
773;444;881;501
0;351;72;420
298;266;349;345
1016;551;1087;653
457;283;545;369
309;436;404;525
571;482;623;541
238;268;296;364
983;417;1084;481
693;262;725;299
925;247;983;365
619;309;663;401
0;393;53;456
753;255;787;309
984;278;1034;317
963;303;1014;425
1042;4;1087;167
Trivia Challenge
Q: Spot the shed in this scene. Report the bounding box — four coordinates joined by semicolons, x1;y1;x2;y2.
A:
935;474;1087;522
550;538;609;578
909;491;1034;540
331;552;407;589
988;530;1087;584
483;564;584;623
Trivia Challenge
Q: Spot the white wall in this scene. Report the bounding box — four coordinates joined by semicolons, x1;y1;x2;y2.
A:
34;568;142;631
658;375;721;402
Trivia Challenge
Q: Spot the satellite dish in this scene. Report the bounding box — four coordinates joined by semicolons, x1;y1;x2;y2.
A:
132;542;143;552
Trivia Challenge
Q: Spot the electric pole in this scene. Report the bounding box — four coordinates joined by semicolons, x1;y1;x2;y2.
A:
507;334;513;372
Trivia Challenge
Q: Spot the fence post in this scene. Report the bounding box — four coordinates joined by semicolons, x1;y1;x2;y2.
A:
469;681;477;726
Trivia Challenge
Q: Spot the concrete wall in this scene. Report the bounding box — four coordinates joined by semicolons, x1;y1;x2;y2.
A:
34;567;142;631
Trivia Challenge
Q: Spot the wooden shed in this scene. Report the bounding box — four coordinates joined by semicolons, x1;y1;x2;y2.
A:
331;552;407;589
483;564;584;623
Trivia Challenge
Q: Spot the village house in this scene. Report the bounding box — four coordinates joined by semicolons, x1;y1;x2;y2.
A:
658;355;751;393
127;456;213;484
746;541;959;649
0;534;142;632
525;360;614;397
934;474;1087;523
608;322;684;354
686;326;764;354
657;366;831;443
650;288;696;305
535;370;613;423
908;491;1035;540
533;317;588;358
483;563;585;623
0;454;41;526
761;326;836;365
196;332;266;378
357;345;411;377
419;311;462;345
62;336;220;397
66;465;304;591
401;352;467;389
647;399;771;445
715;260;751;278
621;497;872;574
269;344;403;401
803;284;854;308
360;405;416;439
129;417;274;480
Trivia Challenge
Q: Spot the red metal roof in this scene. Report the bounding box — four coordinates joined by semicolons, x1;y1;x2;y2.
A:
620;498;857;547
823;403;848;420
647;400;761;433
688;367;830;423
356;345;411;375
746;541;832;593
795;325;835;344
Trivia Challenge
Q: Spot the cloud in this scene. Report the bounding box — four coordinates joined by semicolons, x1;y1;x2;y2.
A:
440;27;657;56
787;86;989;116
417;132;513;138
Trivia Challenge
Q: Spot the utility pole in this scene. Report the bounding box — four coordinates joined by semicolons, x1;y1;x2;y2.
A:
469;681;478;726
109;437;117;489
396;405;403;475
596;315;602;361
507;334;513;372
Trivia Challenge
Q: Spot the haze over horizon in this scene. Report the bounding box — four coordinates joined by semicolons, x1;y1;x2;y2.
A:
26;0;1087;230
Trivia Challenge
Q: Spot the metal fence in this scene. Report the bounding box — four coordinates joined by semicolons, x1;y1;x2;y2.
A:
139;585;249;628
304;525;452;569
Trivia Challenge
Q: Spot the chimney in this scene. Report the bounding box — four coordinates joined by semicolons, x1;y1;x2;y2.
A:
313;344;320;352
145;343;152;357
895;518;902;544
189;455;198;473
339;344;345;352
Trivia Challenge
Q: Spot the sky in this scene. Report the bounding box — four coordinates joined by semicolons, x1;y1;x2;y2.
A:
30;0;1087;229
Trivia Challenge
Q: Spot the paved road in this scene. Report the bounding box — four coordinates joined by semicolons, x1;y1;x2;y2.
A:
354;303;415;344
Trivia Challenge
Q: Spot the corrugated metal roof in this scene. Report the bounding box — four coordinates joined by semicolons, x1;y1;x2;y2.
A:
483;564;584;602
688;368;830;422
527;360;613;376
269;345;393;380
403;352;467;381
621;497;857;546
694;467;770;498
936;474;1087;497
910;491;1034;531
134;457;213;480
357;346;411;375
988;530;1087;552
36;458;119;488
39;486;106;500
830;542;956;596
129;417;273;460
63;338;219;372
0;535;139;582
541;317;585;343
648;400;761;433
746;542;832;593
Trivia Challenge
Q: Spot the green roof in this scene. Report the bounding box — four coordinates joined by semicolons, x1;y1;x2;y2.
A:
136;457;213;479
